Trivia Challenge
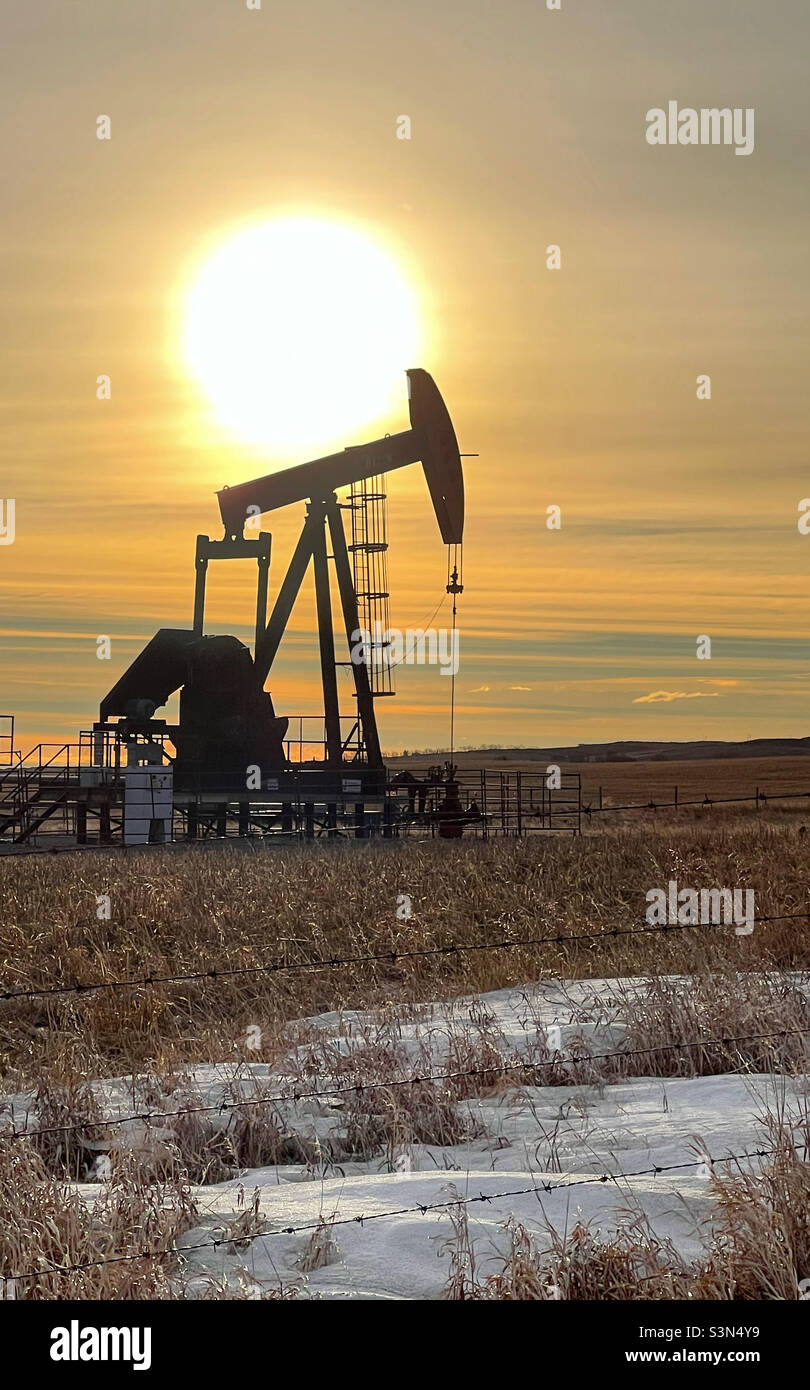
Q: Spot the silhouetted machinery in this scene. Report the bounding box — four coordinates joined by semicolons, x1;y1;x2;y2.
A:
96;370;464;828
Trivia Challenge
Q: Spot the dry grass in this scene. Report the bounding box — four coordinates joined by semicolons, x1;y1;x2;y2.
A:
0;1135;197;1300
697;1107;810;1299
297;1215;338;1273
333;1076;481;1166
621;971;810;1076
1;820;808;1090
286;966;810;1109
3;817;810;1300
164;1092;315;1186
8;958;809;1196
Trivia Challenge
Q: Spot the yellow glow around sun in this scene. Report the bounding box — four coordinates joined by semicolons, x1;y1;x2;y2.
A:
183;217;422;453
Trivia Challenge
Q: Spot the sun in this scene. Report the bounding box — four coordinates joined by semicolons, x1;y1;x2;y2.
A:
183;217;422;454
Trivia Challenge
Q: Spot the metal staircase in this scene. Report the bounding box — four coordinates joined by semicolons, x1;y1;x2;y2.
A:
0;743;74;845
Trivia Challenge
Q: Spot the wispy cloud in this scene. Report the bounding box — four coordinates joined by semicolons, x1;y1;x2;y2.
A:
632;690;722;705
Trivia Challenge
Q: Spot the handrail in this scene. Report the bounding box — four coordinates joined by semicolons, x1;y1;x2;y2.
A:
0;743;74;819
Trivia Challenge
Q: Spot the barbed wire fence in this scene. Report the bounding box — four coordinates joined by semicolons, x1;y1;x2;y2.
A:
4;1022;809;1147
0;1145;782;1293
3;902;810;1296
2;907;808;1005
582;784;810;818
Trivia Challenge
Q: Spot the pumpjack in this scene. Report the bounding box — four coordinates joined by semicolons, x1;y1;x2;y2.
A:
97;369;464;796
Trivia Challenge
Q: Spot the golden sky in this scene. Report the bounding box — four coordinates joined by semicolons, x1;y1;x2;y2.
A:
2;0;809;754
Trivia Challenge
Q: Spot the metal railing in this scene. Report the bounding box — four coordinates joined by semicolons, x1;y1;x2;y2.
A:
0;722;584;848
387;768;582;837
283;714;365;765
0;743;77;842
0;714;14;767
